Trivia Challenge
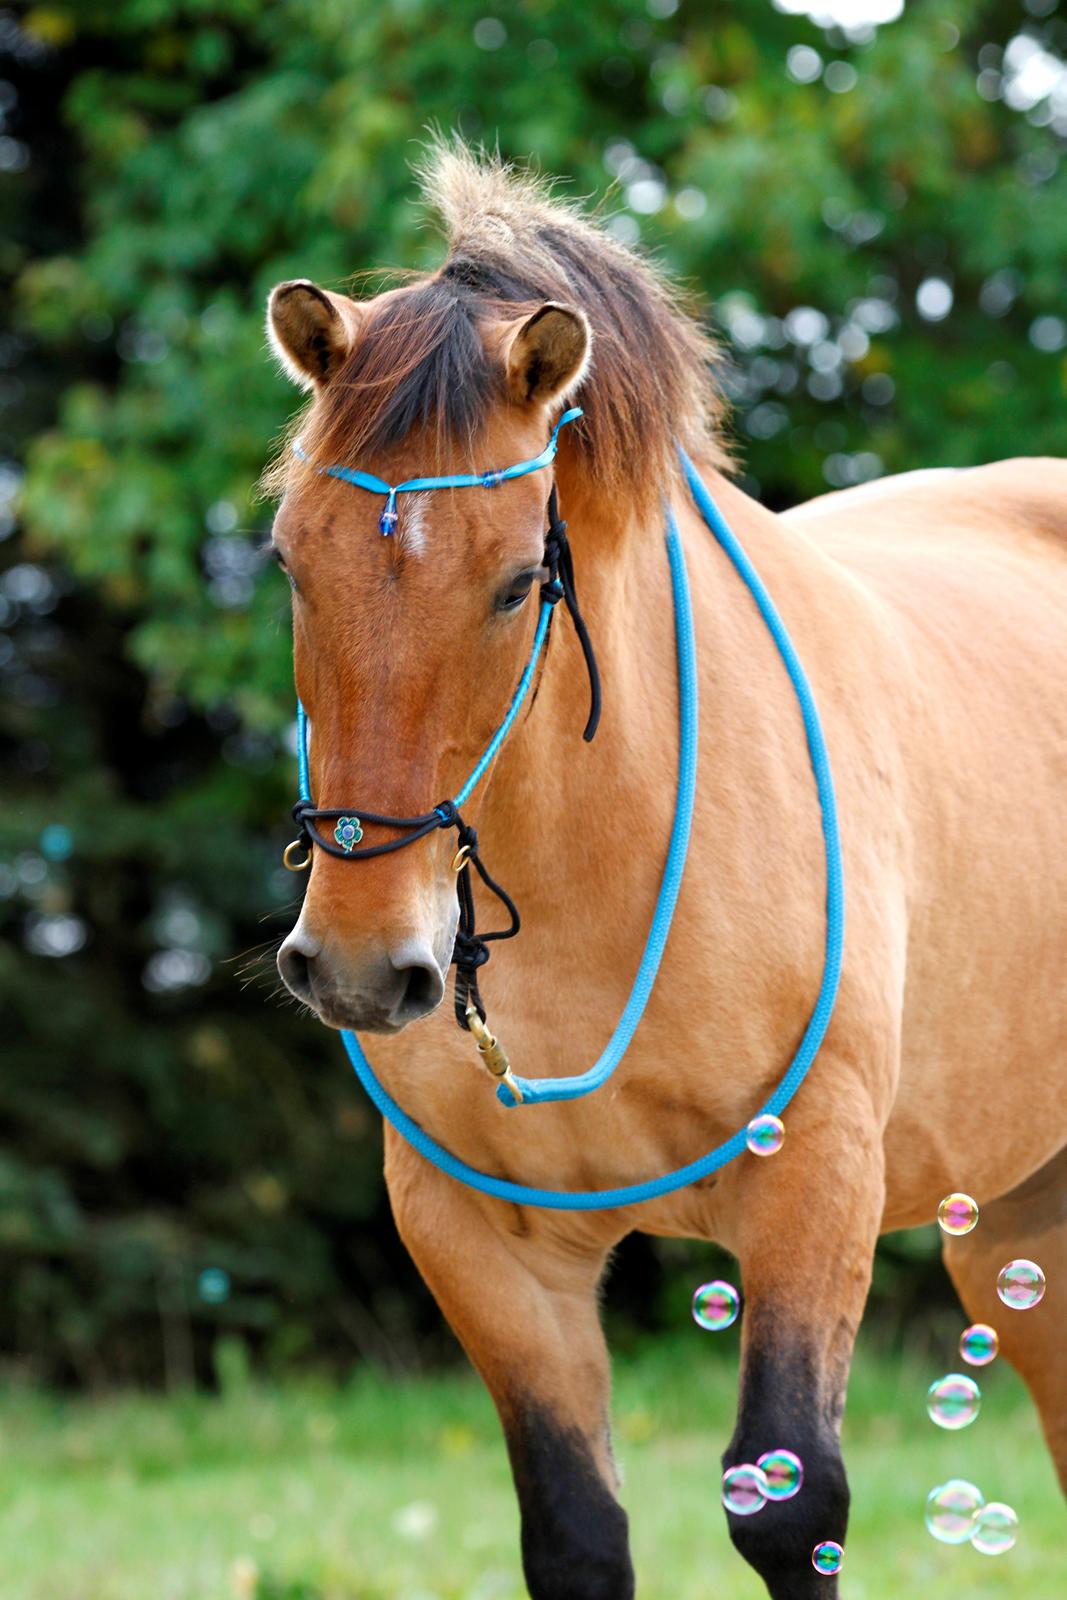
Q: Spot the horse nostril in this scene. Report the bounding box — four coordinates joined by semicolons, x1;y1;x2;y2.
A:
391;942;445;1023
278;931;320;1004
400;961;441;1015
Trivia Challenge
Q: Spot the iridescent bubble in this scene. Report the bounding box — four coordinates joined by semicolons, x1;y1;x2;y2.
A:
692;1280;740;1331
924;1479;984;1545
757;1448;804;1500
971;1501;1019;1556
959;1323;999;1367
198;1267;231;1305
926;1373;981;1430
996;1259;1046;1310
811;1540;844;1575
745;1114;785;1157
937;1192;979;1235
721;1464;769;1516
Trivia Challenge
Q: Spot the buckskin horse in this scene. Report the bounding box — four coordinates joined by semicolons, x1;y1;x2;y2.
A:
263;143;1067;1597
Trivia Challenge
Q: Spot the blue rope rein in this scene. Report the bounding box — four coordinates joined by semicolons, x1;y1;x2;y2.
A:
493;498;697;1107
335;448;845;1208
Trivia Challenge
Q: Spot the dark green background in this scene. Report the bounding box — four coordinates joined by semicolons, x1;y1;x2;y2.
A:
3;0;1065;1386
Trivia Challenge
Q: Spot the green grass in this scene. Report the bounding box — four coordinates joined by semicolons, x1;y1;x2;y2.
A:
0;1332;1062;1599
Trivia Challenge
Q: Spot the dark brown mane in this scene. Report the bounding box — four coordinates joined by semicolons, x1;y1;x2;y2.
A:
270;142;728;512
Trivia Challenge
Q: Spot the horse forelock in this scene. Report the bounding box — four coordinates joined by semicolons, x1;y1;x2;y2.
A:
266;140;730;515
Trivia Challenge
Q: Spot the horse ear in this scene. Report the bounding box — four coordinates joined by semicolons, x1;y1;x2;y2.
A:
503;302;591;406
267;280;364;390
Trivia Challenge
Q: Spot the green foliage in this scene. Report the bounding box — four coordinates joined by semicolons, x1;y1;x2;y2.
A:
3;0;1066;1382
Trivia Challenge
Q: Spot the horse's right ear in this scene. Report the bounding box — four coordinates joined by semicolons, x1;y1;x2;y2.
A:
266;280;364;390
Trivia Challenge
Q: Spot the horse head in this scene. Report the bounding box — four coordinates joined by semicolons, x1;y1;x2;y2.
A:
268;275;590;1032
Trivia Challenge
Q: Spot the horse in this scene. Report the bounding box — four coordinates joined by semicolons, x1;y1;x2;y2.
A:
263;143;1067;1598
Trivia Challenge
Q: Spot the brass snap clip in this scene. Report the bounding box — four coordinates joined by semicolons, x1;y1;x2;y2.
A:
465;1004;523;1103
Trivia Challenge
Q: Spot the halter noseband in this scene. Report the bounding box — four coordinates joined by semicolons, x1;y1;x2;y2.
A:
285;407;600;1097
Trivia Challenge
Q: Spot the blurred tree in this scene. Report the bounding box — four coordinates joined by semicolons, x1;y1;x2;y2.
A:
3;0;1065;1384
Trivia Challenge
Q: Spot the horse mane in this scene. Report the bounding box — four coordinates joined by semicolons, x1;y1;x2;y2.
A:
266;140;729;512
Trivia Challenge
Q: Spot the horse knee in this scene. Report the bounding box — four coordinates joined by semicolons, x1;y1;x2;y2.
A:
723;1429;849;1596
508;1405;635;1600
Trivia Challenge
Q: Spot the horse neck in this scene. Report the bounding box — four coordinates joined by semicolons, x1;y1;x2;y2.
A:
480;457;835;920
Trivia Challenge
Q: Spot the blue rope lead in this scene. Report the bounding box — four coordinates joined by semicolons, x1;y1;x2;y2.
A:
494;498;697;1106
337;449;844;1208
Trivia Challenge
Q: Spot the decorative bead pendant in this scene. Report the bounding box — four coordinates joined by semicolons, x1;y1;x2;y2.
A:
334;816;363;851
378;490;399;536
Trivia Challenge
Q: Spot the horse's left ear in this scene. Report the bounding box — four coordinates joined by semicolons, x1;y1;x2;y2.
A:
503;302;592;406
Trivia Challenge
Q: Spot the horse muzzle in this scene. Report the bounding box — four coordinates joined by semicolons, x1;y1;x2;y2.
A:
277;927;446;1033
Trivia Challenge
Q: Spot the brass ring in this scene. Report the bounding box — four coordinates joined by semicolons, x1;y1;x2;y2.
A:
283;839;312;872
451;843;472;873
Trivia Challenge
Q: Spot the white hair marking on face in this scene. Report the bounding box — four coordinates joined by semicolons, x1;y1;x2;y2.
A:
397;490;431;557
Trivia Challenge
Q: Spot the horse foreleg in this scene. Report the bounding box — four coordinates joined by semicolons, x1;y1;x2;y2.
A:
385;1133;633;1600
719;1084;885;1597
942;1141;1067;1499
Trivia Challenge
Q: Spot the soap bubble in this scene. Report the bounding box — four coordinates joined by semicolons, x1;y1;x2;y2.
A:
971;1501;1018;1556
757;1448;803;1500
924;1479;984;1544
692;1280;740;1331
811;1540;844;1575
746;1114;785;1157
938;1192;979;1235
721;1463;769;1516
997;1259;1046;1310
959;1323;999;1367
926;1373;981;1430
198;1267;231;1305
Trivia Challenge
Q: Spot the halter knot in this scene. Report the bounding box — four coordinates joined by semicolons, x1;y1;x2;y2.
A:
453;930;491;971
291;797;315;835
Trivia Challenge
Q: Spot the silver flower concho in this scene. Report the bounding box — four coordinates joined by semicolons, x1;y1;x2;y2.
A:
334;817;363;852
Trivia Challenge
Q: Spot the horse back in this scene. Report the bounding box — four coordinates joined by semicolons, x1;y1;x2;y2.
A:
784;455;1067;697
785;454;1067;563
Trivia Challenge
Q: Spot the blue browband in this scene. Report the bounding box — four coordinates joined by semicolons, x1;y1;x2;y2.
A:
292;405;583;535
285;423;844;1210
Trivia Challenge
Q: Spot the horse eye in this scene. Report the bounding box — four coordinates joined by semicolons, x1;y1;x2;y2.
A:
271;546;298;591
497;570;538;612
